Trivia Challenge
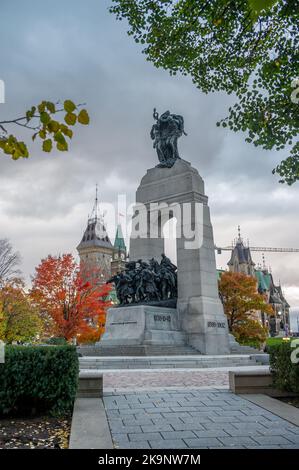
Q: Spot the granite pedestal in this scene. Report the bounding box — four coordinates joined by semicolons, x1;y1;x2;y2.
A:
101;305;186;347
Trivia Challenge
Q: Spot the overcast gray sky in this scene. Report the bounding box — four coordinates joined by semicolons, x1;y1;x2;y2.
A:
1;0;298;310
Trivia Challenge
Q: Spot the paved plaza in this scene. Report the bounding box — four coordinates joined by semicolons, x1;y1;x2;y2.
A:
102;365;270;391
103;388;299;449
104;368;229;390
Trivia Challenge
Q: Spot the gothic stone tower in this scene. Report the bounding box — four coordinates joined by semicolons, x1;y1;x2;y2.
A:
227;227;255;276
77;189;114;283
77;216;113;282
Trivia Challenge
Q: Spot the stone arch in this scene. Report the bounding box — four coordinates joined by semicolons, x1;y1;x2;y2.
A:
129;159;229;354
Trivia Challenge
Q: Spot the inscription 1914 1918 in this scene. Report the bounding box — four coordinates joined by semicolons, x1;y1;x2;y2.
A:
207;321;226;328
154;315;171;322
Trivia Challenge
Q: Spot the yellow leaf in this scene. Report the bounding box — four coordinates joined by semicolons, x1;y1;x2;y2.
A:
78;109;90;125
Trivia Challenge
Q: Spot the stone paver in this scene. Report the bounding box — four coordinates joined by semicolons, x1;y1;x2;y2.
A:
104;369;228;389
103;389;299;449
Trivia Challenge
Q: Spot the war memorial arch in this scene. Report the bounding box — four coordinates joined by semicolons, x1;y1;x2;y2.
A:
101;109;232;355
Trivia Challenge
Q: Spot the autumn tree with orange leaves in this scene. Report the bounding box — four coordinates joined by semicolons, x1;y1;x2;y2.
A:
31;254;111;342
219;271;273;330
219;271;273;347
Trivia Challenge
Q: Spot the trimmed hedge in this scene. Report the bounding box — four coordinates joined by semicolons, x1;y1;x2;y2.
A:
0;345;79;416
46;337;68;345
269;341;299;393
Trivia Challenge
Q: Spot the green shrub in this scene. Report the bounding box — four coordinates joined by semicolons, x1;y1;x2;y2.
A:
46;337;68;345
238;338;261;349
0;345;79;416
269;342;299;393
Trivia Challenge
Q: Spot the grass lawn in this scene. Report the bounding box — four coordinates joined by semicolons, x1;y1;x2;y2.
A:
266;337;292;347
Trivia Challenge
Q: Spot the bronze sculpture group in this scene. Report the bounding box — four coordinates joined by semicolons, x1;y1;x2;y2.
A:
151;108;186;168
107;254;177;306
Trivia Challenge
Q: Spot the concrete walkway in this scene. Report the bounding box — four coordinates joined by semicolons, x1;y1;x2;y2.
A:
103;388;299;449
69;398;113;449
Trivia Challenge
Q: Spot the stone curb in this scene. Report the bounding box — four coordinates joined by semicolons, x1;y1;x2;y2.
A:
229;369;297;397
241;394;299;428
69;397;113;449
77;370;103;398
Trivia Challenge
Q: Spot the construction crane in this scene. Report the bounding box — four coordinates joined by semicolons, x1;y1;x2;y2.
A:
215;226;299;255
215;246;299;255
215;225;299;255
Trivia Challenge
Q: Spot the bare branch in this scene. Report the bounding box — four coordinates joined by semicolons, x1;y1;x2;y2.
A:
0;238;22;286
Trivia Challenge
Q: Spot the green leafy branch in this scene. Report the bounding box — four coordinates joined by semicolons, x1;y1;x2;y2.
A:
0;100;90;160
110;0;299;184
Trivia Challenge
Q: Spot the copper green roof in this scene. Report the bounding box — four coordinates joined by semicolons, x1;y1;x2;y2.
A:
255;269;271;292
108;288;119;304
114;224;126;252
